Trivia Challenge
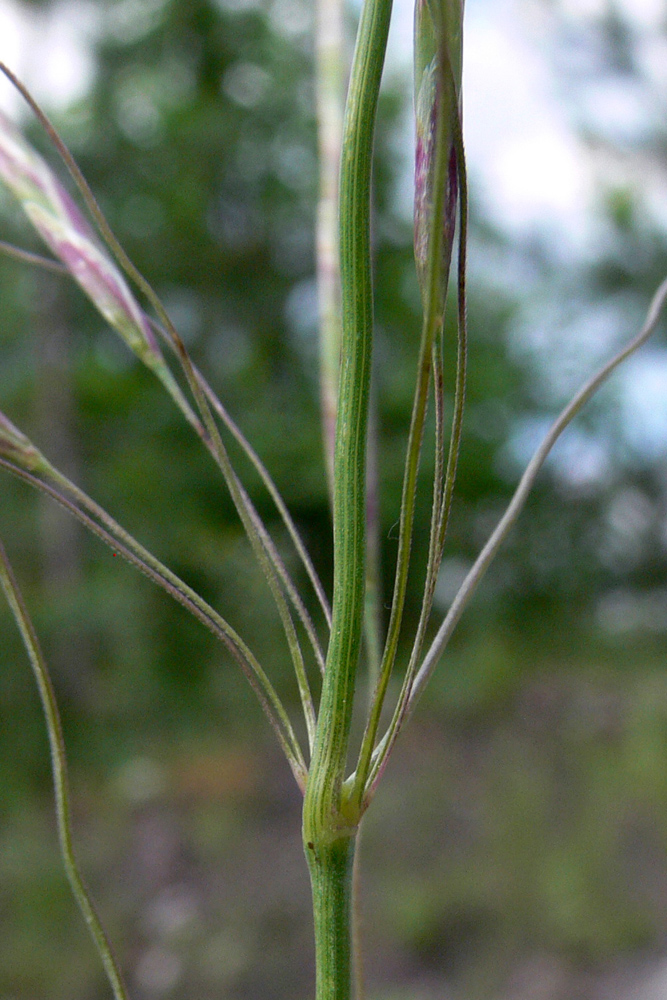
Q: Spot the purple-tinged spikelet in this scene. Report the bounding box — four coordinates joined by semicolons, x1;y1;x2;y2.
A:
0;111;162;369
413;0;463;312
25;203;160;363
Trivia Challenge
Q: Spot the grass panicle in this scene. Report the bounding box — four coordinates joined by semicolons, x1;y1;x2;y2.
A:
1;2;667;996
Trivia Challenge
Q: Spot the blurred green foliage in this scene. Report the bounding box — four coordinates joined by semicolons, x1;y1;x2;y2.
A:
2;1;667;998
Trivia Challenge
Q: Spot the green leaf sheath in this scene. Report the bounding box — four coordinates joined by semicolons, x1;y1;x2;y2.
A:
304;0;393;837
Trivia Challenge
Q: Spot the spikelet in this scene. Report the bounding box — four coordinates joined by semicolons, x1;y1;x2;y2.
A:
0;111;164;373
413;0;463;313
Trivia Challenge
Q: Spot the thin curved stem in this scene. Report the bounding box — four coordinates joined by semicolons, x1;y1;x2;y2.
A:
407;275;667;718
176;366;318;751
365;108;468;801
198;368;332;635
0;537;130;1000
0;239;67;273
0;457;308;789
0;62;188;382
228;468;318;749
149;317;331;649
0;67;322;743
351;22;464;809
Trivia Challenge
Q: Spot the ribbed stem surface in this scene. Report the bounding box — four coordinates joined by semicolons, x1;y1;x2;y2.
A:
305;834;356;1000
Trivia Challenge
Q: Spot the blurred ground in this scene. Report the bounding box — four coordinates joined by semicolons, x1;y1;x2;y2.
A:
5;631;667;999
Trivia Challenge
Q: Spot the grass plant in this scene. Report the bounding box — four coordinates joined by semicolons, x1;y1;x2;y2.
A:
0;1;666;997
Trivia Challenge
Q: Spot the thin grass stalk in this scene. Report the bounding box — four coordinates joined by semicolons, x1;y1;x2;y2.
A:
0;457;307;788
194;364;332;633
149;316;331;652
306;837;356;1000
112;254;319;743
181;377;318;751
0;230;332;656
164;307;323;738
0;239;67;273
314;0;384;707
0;67;322;718
406;275;667;719
147;327;322;728
351;16;463;811
351;310;434;806
430;340;447;553
350;821;367;1000
354;394;382;1000
365;120;469;799
227;469;318;747
0;538;130;1000
44;464;313;772
403;1;467;668
0;62;195;391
